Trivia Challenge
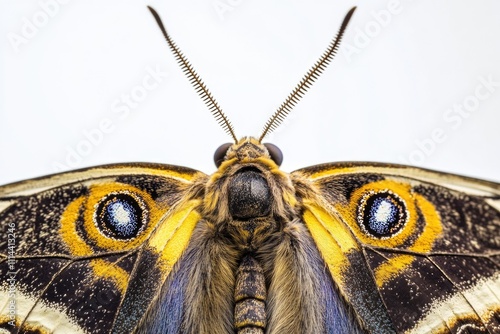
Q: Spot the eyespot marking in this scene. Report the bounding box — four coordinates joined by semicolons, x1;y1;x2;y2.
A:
94;191;148;240
358;190;409;239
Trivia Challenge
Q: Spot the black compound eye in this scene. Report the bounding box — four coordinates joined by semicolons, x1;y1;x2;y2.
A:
214;143;232;167
358;191;408;238
95;192;148;240
263;143;283;166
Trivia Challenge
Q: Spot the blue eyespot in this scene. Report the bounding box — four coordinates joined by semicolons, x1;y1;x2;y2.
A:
95;192;148;239
358;191;408;238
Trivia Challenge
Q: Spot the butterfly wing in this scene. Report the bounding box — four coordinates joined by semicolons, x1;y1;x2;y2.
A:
0;163;206;334
293;162;500;334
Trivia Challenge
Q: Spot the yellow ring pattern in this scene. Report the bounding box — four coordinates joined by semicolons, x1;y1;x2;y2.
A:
334;180;443;287
59;182;170;292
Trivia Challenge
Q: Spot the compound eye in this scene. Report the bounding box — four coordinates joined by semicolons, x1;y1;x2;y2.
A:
214;143;232;167
358;191;408;238
263;143;283;166
94;191;148;240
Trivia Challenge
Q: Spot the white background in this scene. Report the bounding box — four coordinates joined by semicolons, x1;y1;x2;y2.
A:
1;0;499;185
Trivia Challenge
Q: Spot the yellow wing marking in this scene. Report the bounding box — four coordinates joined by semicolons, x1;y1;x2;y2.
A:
60;197;88;256
148;199;201;278
302;200;358;288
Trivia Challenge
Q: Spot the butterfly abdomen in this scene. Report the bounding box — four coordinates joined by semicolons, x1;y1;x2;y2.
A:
234;255;267;333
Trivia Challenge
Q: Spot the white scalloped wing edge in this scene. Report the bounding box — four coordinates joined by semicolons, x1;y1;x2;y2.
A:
0;288;86;334
407;273;500;334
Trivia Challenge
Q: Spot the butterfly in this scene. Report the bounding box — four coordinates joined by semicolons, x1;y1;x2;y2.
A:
1;5;499;334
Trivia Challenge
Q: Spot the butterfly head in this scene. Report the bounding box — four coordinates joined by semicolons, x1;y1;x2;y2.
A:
210;137;288;223
203;137;296;246
213;137;283;168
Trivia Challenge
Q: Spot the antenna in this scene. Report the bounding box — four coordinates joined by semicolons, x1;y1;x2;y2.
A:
148;6;238;143
259;7;357;142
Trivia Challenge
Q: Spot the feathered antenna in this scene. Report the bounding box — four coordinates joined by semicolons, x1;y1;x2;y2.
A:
148;6;238;143
259;7;357;142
